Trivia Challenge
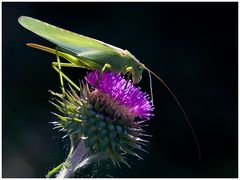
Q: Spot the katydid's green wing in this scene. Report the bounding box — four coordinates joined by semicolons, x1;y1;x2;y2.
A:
18;16;123;56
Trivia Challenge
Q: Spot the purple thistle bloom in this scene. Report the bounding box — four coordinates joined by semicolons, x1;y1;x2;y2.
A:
50;70;154;176
85;71;154;120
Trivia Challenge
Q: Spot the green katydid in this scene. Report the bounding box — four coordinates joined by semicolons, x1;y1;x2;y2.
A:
18;16;201;158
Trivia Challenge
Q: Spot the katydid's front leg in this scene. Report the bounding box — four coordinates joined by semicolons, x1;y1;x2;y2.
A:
124;66;134;89
93;63;112;88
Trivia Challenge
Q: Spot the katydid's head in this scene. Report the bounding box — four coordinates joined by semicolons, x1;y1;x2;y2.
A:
124;50;145;84
132;63;145;84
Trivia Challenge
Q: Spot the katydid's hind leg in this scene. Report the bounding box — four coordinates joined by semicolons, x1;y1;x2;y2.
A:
55;47;65;94
93;63;112;88
52;66;80;92
52;62;81;68
53;48;80;92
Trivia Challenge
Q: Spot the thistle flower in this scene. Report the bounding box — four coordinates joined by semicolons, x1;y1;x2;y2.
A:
85;71;153;120
49;71;154;177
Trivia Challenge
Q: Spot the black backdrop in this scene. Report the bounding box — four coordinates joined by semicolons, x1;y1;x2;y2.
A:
2;2;238;178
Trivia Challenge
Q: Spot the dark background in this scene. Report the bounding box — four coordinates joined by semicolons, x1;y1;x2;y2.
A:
2;2;238;178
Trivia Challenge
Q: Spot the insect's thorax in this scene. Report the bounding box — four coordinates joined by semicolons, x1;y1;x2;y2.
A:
76;50;133;72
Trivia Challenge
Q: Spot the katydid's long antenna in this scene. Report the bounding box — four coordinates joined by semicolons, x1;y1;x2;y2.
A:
148;70;154;106
145;67;201;159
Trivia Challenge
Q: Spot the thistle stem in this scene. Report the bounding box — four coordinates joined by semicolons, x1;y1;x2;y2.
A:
56;140;87;178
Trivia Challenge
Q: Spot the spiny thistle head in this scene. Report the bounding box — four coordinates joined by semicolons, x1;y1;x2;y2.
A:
50;71;154;166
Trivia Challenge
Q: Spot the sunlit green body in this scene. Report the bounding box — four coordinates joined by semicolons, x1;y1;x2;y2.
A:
18;16;145;83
